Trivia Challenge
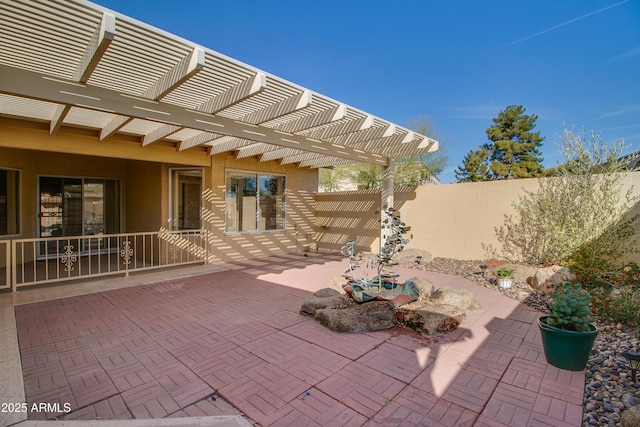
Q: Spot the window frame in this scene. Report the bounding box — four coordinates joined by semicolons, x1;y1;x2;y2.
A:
168;167;203;231
0;167;21;237
37;174;123;239
224;169;286;234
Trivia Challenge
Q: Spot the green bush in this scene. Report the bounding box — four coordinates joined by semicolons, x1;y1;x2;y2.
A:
548;283;592;332
589;263;640;331
496;127;638;268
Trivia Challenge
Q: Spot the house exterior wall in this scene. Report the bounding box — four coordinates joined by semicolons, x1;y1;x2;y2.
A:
0;146;130;239
205;153;317;263
0;119;319;270
315;173;640;264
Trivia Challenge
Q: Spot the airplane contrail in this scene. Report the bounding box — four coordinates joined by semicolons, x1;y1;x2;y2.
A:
478;0;630;57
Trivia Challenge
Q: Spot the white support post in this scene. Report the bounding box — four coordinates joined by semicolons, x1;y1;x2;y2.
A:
380;159;394;252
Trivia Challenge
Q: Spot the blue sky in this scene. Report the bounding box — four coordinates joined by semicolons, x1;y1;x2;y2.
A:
93;0;640;183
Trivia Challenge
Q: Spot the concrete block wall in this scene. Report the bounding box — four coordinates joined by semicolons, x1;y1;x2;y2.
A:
315;172;640;263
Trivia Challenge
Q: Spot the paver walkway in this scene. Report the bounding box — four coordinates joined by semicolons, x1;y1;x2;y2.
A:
3;252;585;426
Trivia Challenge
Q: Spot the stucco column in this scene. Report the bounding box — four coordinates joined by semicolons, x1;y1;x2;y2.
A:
380;159;394;251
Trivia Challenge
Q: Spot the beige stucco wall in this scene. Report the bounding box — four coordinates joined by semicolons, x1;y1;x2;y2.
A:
0;146;130;239
0;119;319;269
125;161;165;233
204;153;317;263
315;172;640;264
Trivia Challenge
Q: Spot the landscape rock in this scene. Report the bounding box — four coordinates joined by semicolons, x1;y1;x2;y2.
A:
394;248;433;265
314;301;397;333
428;287;482;311
528;265;575;291
314;288;341;298
399;303;467;335
403;277;435;302
621;404;640;427
485;259;506;269
300;290;355;316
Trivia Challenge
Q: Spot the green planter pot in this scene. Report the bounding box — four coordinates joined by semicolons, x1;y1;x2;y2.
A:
538;316;598;371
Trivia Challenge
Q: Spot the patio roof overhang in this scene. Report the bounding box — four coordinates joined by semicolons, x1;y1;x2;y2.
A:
0;0;438;169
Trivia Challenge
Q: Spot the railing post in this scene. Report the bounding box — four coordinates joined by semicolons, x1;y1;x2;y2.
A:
11;239;17;292
201;229;208;264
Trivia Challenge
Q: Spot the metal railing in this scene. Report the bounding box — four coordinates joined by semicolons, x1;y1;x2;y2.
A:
0;240;9;290
6;229;206;291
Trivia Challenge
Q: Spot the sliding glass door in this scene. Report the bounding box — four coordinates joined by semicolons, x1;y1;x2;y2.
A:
39;176;121;253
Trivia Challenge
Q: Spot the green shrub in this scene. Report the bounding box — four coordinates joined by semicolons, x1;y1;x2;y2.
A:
496;127;639;267
589;263;640;330
548;283;592;332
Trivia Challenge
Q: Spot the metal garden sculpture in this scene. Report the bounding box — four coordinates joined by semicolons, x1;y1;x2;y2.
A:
340;208;412;302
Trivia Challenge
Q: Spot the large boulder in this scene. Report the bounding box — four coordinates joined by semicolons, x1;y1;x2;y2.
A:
394;248;433;265
403;277;435;302
622;405;640;427
314;301;397;333
428;287;481;311
300;288;355;316
399;303;467;335
528;266;575;291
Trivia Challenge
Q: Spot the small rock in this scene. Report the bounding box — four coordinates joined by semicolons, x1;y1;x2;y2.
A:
623;394;636;407
614;401;626;410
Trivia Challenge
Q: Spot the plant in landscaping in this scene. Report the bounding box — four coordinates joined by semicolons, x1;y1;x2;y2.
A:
496;127;639;273
496;267;514;278
547;283;593;332
341;208;412;292
590;263;640;328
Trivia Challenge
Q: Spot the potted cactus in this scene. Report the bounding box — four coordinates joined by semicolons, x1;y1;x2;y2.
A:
538;283;598;371
496;267;514;289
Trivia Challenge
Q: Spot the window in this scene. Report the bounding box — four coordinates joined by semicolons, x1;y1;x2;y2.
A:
169;168;202;230
39;176;121;238
225;170;285;233
0;168;20;235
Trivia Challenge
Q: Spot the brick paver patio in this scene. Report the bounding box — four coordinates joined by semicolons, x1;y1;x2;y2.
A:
3;252;585;426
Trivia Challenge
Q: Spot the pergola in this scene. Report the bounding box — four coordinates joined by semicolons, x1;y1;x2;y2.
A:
0;0;437;214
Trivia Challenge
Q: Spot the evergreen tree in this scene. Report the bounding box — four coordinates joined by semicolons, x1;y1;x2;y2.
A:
486;105;544;179
455;105;545;182
454;148;490;182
